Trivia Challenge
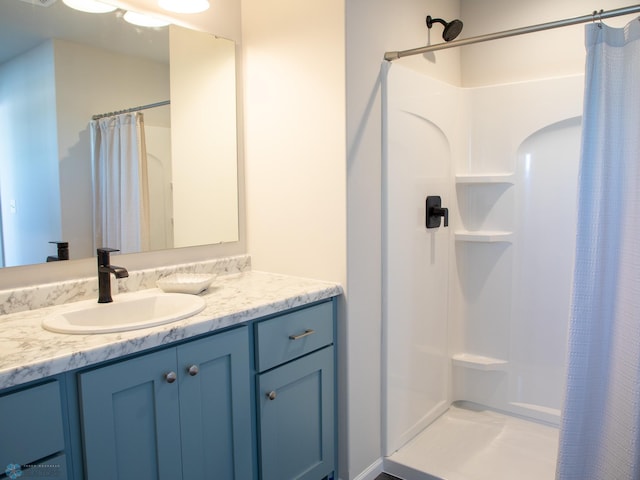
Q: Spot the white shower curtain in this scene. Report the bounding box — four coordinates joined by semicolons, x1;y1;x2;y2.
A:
90;112;150;254
557;18;640;480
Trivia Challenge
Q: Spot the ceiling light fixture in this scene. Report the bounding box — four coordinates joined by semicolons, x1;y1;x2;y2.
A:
62;0;117;13
123;11;170;27
158;0;209;14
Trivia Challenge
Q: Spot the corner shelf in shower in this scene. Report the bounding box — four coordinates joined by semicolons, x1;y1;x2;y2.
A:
452;353;508;371
455;173;515;185
454;230;514;243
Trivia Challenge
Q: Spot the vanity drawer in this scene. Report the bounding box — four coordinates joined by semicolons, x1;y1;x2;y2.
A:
255;301;334;372
0;381;65;467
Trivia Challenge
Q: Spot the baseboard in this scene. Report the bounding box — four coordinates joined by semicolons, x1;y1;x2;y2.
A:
384;458;442;480
350;458;384;480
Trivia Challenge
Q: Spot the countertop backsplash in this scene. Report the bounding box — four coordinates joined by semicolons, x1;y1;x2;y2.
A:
0;254;252;316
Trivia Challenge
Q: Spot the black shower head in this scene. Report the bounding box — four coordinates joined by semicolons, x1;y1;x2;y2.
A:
426;15;464;42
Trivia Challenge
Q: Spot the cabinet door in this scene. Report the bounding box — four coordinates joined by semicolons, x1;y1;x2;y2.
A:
258;347;334;480
178;327;253;480
79;348;182;480
0;381;65;468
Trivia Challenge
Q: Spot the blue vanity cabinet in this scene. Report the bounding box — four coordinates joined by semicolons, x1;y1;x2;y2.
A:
78;326;252;480
0;380;67;476
255;301;335;480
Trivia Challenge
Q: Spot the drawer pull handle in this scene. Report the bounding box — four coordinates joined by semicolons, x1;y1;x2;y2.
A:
289;329;316;341
187;365;199;376
267;391;277;401
164;371;177;383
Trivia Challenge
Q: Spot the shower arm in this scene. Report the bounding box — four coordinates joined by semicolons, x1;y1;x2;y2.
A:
384;4;640;61
427;16;447;29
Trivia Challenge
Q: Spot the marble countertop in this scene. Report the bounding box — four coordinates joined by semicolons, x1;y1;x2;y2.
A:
0;271;342;390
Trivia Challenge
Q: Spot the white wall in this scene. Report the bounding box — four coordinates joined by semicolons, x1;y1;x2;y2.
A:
460;0;638;86
241;0;346;283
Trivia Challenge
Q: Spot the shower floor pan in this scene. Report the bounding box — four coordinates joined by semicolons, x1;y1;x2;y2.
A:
384;402;559;480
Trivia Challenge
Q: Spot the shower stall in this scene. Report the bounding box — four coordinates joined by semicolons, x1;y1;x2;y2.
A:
382;63;582;479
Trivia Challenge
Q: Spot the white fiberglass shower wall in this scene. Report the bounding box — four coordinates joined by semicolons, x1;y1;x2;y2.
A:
383;63;583;455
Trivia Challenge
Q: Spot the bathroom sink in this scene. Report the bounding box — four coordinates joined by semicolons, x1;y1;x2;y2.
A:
42;290;206;334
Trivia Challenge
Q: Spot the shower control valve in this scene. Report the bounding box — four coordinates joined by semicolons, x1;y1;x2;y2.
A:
426;195;449;228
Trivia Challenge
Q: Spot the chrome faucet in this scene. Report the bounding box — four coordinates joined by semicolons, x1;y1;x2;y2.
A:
97;248;129;303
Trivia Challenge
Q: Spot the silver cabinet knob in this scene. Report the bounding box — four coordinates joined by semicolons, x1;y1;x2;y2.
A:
187;365;199;376
266;391;277;401
165;371;177;383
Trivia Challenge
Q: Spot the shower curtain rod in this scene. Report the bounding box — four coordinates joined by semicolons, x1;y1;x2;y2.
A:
384;4;640;61
91;100;170;121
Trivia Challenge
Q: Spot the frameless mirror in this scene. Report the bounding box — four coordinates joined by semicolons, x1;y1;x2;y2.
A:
0;0;239;268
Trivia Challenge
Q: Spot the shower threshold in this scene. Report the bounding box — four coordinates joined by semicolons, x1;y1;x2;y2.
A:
384;402;559;480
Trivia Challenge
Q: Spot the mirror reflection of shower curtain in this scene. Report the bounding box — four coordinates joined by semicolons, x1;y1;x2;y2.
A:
90;112;150;254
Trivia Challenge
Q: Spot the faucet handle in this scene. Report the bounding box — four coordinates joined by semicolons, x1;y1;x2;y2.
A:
426;195;449;228
97;247;120;265
97;247;120;254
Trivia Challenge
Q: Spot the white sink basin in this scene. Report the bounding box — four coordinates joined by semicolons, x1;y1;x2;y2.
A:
42;290;206;334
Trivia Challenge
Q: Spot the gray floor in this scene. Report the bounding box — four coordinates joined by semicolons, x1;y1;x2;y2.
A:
376;474;403;480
